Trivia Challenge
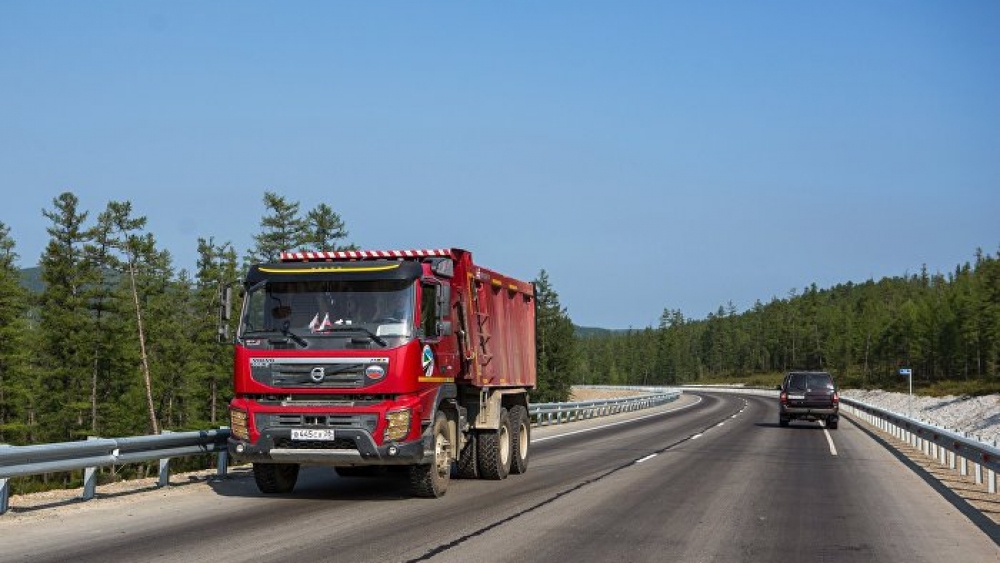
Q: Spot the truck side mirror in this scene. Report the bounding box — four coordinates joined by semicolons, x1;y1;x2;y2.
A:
218;285;233;343
437;284;451;318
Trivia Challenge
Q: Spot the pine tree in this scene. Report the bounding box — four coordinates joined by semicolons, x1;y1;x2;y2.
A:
0;222;32;444
37;192;96;442
246;191;305;264
191;237;238;427
533;270;577;402
303;203;354;251
101;201;161;434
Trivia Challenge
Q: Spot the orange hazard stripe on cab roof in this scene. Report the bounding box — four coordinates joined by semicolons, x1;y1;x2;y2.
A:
281;249;452;261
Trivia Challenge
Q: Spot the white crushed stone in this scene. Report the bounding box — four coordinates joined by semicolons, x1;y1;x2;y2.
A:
841;389;1000;447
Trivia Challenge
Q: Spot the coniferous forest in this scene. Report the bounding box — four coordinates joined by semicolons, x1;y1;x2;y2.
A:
575;253;1000;395
0;190;997;451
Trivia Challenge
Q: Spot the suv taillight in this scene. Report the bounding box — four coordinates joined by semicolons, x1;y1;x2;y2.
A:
832;391;839;405
780;391;788;404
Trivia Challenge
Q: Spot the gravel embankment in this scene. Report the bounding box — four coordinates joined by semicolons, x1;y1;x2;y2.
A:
840;389;1000;446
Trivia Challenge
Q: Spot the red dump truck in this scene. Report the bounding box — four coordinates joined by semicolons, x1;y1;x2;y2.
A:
222;248;536;497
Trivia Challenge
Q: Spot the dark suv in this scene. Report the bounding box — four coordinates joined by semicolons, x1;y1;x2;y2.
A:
778;371;839;429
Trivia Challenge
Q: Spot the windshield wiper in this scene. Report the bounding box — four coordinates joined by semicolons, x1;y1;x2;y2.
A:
280;321;309;348
324;326;388;347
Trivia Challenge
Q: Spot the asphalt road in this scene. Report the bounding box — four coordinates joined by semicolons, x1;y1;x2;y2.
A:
1;392;998;563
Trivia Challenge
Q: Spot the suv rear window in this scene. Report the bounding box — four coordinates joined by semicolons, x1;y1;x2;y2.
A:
785;372;835;391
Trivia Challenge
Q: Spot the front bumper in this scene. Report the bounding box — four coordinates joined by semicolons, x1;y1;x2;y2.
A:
229;427;431;466
781;404;839;418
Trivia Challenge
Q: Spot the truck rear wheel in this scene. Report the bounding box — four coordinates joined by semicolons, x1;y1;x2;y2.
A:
455;431;478;479
409;411;452;498
477;407;512;480
509;405;530;475
253;462;299;494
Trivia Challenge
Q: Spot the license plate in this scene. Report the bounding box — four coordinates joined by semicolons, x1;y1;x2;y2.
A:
291;429;336;441
788;394;806;400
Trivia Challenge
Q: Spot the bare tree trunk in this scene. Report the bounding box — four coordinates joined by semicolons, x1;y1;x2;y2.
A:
210;380;217;426
864;332;871;387
128;259;159;435
91;357;98;434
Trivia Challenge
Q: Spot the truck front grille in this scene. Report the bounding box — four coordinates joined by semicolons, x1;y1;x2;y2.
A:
250;359;387;389
275;437;358;450
256;413;378;433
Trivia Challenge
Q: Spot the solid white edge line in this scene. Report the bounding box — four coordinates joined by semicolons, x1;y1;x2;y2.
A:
532;395;704;443
822;423;838;456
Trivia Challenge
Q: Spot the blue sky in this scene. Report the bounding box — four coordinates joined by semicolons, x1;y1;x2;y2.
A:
1;1;998;329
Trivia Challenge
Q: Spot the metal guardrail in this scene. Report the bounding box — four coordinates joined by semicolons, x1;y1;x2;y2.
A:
530;387;681;425
0;388;680;514
0;429;230;515
684;385;1000;495
840;398;1000;494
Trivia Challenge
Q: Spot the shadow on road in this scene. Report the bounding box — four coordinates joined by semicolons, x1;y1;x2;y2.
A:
206;465;418;502
754;421;828;430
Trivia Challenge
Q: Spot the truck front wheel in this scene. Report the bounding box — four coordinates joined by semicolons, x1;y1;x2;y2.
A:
477;407;512;480
409;411;452;498
253;462;299;494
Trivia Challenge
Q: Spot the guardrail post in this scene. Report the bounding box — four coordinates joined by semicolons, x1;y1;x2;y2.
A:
158;431;173;488
216;429;229;479
0;443;9;515
83;436;99;501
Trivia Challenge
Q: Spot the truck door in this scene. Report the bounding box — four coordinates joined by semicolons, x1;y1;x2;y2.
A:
419;279;458;381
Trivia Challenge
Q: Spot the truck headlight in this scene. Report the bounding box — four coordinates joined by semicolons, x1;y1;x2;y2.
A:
384;409;411;442
230;408;250;441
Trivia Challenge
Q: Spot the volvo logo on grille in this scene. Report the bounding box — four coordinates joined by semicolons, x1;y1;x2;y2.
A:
309;367;326;383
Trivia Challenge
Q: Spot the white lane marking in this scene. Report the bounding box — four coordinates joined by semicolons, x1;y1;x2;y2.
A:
532;395;703;443
635;454;658;464
690;433;703;440
821;423;838;456
716;422;725;427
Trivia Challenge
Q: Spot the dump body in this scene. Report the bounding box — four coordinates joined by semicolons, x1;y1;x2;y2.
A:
226;248;536;495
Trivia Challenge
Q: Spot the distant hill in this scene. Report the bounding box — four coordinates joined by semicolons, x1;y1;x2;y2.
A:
20;266;43;293
575;325;635;338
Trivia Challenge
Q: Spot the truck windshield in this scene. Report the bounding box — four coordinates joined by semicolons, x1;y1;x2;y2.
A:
239;279;415;349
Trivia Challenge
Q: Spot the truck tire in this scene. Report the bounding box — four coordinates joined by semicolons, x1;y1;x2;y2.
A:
409;411;452;498
455;431;478;479
253;462;299;494
477;407;512;480
509;405;530;475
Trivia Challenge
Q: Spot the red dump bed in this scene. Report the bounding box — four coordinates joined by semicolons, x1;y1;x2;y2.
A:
457;256;536;389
